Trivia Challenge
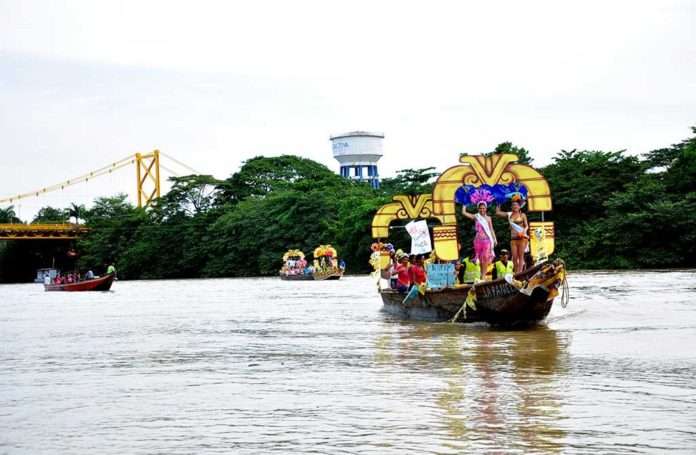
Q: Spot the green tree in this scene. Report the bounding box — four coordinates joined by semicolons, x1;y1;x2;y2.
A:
68;203;85;224
153;175;221;219
493;142;534;164
215;155;341;205
0;206;21;223
380;167;438;196
32;206;68;224
78;194;149;278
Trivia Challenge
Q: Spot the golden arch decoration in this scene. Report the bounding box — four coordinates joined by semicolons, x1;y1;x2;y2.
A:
432;153;552;226
371;153;555;262
371;194;444;238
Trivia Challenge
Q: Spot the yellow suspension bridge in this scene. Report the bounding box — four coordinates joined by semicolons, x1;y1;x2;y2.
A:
0;150;198;240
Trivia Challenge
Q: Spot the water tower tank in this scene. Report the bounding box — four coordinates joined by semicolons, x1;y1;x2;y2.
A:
330;131;384;189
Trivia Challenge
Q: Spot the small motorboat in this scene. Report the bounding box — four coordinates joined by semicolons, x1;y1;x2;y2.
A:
44;273;115;292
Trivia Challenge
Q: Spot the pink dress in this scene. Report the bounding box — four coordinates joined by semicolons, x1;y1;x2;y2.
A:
473;219;494;263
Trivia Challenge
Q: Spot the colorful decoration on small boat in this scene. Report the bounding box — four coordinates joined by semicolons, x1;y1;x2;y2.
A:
282;249;305;262
314;245;337;258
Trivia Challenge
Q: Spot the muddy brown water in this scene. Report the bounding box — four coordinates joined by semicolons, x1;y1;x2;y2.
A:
1;271;695;453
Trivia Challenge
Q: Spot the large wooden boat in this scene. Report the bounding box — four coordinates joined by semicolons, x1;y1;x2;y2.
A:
379;260;566;327
44;273;115;292
370;152;565;327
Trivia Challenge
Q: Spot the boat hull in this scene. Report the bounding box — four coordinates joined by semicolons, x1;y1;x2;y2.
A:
312;270;343;281
44;274;115;292
279;273;315;281
379;260;565;328
279;270;344;281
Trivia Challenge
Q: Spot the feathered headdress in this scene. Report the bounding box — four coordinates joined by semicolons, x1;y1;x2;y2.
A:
504;183;528;207
455;183;528;207
470;188;495;206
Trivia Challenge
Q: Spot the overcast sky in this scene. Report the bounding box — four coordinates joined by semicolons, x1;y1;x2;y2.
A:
1;0;695;219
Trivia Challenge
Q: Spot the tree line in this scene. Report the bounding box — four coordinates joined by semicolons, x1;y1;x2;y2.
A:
1;127;694;282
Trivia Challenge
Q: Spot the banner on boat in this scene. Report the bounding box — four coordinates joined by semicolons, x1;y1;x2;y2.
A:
426;263;456;289
405;220;432;255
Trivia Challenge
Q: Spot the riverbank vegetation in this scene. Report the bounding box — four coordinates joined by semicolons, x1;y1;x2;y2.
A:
1;127;694;282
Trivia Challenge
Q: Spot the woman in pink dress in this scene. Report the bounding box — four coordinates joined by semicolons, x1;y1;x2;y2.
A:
462;201;497;281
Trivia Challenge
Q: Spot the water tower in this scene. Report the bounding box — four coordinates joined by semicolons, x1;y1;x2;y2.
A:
330;131;384;189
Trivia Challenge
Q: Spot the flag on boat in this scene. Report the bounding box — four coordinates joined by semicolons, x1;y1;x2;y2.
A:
405;220;432;255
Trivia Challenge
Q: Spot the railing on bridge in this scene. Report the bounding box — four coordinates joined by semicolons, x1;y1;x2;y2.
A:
0;223;90;240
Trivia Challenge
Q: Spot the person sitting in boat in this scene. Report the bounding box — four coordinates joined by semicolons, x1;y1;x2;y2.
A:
407;254;417;284
66;273;74;284
84;270;95;280
462;198;497;281
392;254;411;293
459;254;481;284
411;255;427;287
339;259;346;270
492;249;514;280
424;251;438;267
386;250;401;289
106;263;117;278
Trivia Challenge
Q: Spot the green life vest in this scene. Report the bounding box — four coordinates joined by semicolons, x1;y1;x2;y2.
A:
462;257;480;283
495;260;513;277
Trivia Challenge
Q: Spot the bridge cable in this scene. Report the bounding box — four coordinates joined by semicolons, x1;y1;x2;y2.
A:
159;151;201;175
0;157;135;205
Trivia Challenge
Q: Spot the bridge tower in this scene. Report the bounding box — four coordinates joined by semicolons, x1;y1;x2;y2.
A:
135;150;161;208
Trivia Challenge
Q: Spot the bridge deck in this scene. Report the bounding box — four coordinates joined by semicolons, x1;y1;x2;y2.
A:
0;223;90;240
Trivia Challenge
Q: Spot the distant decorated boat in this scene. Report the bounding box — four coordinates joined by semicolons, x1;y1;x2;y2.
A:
311;245;344;280
279;246;345;281
370;152;567;327
44;273;115;292
279;249;314;280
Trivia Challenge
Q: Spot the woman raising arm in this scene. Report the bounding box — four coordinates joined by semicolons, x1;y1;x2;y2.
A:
495;199;528;273
463;201;497;281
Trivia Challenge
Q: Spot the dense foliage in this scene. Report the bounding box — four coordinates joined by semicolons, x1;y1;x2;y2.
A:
1;128;695;282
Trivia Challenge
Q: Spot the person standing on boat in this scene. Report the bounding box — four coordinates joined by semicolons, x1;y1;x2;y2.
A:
462;201;497;281
107;262;117;277
495;196;528;273
492;249;514;280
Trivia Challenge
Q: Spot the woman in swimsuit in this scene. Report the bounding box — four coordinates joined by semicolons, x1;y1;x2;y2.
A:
496;200;528;273
462;201;497;281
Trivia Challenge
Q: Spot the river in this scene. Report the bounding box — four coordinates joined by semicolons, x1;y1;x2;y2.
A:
1;270;695;454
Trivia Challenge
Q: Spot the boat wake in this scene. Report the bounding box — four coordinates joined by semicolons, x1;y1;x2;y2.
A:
546;308;587;323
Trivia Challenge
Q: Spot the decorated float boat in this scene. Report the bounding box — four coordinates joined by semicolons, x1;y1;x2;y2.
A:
311;245;344;280
44;273;115;292
370;153;567;328
279;249;314;281
279;246;345;281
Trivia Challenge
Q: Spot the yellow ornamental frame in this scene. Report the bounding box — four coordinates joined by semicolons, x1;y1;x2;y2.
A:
371;194;445;238
372;153;555;262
